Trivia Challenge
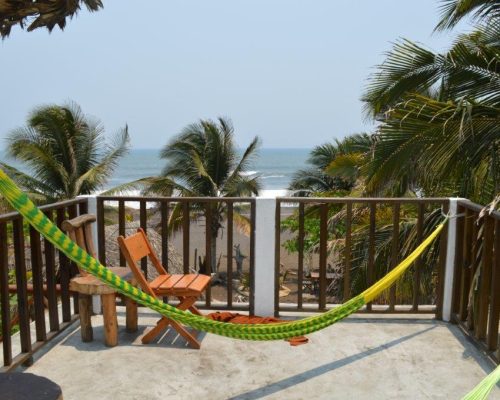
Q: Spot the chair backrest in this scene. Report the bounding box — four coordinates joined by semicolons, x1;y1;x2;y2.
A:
117;228;168;296
61;214;98;276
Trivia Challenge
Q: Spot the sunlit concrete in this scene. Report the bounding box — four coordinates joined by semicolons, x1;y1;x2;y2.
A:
23;308;498;400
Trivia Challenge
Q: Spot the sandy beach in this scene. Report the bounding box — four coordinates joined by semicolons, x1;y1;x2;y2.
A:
102;204;326;306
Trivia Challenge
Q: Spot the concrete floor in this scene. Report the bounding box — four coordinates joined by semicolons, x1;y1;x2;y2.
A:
23;308;499;400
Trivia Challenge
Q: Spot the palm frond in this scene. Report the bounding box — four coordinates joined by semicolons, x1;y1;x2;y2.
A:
0;0;103;38
435;0;500;31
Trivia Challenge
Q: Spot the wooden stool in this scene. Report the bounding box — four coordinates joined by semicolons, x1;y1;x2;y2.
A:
70;273;138;347
61;213;138;347
0;372;63;400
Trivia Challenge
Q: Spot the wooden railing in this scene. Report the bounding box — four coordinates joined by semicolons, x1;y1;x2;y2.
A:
96;196;256;313
0;197;88;369
2;195;498;366
452;200;500;363
274;198;450;315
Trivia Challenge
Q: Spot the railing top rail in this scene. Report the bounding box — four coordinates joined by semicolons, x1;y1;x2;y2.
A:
457;199;500;220
0;197;87;223
96;195;256;203
277;197;450;204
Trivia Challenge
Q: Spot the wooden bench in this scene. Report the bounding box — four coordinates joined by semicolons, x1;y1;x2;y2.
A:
62;214;138;347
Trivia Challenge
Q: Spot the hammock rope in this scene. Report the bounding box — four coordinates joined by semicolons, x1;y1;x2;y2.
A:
0;168;444;339
0;168;498;399
463;364;500;400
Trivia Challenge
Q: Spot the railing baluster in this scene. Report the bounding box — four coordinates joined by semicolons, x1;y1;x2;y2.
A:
412;203;424;312
13;218;32;356
274;200;281;316
470;214;482;330
56;209;71;322
161;201;169;271
226;201;233;309
476;216;494;340
459;208;474;320
343;203;352;302
389;202;400;311
78;200;88;215
118;200;125;267
182;202;190;274
319;203;328;310
140;200;148;277
68;204;79;314
29;227;47;342
452;205;465;316
97;198;106;265
249;200;256;315
0;222;12;366
298;202;305;308
487;219;500;350
366;203;376;311
436;202;449;320
43;210;59;332
205;202;212;308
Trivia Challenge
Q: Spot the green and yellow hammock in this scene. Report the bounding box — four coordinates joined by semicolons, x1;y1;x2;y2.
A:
0;168;497;399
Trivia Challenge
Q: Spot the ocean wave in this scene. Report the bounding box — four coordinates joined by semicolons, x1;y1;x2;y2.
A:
239;170;258;177
262;175;286;179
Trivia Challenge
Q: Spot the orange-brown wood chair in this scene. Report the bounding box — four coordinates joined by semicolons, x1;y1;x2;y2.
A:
117;228;211;349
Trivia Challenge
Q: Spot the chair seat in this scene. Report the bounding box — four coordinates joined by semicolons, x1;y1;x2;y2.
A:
149;274;211;296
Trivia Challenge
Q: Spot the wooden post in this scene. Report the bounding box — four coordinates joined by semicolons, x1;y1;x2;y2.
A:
367;203;376;311
319;203;328;311
101;294;118;347
125;298;138;333
78;295;93;342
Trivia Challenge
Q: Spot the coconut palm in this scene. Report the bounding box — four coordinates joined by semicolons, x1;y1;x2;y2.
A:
351;0;500;310
435;0;500;31
289;134;372;197
149;117;261;273
1;102;130;203
362;13;500;203
363;20;500;116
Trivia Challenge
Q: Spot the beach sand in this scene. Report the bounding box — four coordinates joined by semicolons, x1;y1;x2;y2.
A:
103;205;327;307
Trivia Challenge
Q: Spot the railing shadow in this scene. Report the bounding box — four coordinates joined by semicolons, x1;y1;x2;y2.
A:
446;323;499;375
228;326;436;400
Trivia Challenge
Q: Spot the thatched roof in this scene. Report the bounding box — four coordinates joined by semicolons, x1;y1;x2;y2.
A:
0;0;103;38
104;221;185;278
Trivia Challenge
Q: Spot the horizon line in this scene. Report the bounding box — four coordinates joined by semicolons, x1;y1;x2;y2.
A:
131;146;313;150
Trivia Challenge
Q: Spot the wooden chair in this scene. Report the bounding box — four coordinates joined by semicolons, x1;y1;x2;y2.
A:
118;228;211;349
62;214;138;347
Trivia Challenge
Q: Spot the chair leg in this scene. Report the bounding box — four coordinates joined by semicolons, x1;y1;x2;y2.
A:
168;318;200;349
141;317;170;344
189;306;203;315
141;297;201;348
78;294;93;342
177;296;203;315
101;294;118;347
125;298;138;332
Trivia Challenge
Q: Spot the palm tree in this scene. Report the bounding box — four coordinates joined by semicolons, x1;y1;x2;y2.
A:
353;0;500;310
1;102;130;203
149;117;261;272
362;14;500;203
288;134;372;196
435;0;500;31
0;0;103;38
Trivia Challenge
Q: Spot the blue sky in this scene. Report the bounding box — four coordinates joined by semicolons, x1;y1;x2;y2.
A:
0;0;468;149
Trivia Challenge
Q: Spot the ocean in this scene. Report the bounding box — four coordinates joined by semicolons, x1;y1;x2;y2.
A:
1;148;311;197
108;148;310;196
